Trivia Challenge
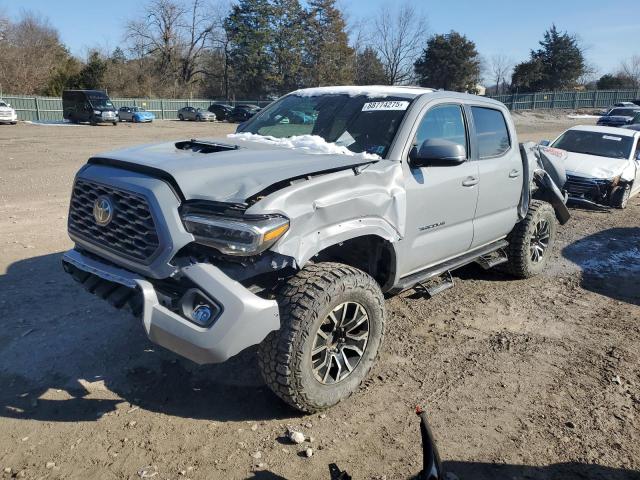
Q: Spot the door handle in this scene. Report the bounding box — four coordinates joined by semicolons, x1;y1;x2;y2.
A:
509;169;520;178
462;176;479;187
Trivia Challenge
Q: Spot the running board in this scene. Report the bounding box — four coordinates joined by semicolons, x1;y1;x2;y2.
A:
396;240;509;292
417;271;454;297
475;248;508;270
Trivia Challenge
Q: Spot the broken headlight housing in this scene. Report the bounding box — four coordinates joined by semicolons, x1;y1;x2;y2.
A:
181;208;289;256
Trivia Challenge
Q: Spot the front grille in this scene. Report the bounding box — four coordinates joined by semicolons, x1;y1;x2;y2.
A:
565;174;610;196
68;179;160;263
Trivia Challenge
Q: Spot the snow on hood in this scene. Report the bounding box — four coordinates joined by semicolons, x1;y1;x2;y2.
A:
563;151;629;179
228;132;381;160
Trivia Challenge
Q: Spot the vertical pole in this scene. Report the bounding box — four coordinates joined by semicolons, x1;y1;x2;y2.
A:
594;91;599;108
532;93;538;110
161;99;165;120
573;91;578;110
34;96;40;122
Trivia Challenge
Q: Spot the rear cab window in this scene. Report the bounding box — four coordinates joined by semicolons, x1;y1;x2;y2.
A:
471;106;511;158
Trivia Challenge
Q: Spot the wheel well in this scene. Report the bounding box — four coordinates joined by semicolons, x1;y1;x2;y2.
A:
313;235;396;292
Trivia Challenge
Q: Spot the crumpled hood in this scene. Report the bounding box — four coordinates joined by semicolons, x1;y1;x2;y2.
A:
91;137;379;203
564;151;629;179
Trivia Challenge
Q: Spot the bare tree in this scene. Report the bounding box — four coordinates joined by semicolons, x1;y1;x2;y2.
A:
372;4;427;85
125;0;214;93
489;54;513;94
621;55;640;88
0;12;70;94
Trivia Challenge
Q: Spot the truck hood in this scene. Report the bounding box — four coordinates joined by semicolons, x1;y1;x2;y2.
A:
599;115;634;124
564;151;629;179
0;106;14;113
91;137;379;203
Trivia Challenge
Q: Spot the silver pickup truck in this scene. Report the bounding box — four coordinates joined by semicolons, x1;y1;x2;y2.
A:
62;86;569;412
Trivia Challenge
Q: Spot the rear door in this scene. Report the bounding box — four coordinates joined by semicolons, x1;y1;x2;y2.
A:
468;105;522;248
400;102;479;276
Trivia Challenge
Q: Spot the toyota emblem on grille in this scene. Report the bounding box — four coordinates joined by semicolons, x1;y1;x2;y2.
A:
93;195;114;226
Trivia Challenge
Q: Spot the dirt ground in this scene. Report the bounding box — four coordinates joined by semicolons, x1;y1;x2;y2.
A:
0;114;638;480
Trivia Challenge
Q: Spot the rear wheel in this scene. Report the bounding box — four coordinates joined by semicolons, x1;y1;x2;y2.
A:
258;262;385;413
504;200;557;279
610;184;631;209
178;114;184;121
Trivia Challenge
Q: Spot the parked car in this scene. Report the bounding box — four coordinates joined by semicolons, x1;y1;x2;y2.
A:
177;106;216;121
118;106;155;123
208;103;233;121
613;102;637;108
62;86;569;413
228;104;261;122
63;90;118;125
0;99;17;124
597;107;640;127
543;125;640;208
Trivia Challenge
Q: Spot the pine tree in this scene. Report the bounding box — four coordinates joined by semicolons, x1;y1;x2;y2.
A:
304;0;354;86
414;31;481;92
511;25;585;92
354;47;387;85
225;0;274;97
269;0;306;94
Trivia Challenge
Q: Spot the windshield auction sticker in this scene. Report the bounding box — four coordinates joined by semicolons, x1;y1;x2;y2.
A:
362;101;410;111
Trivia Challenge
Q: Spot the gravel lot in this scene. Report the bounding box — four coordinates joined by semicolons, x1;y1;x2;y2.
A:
0;116;638;480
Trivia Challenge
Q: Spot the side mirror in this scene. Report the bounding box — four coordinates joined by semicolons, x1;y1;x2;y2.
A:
409;140;466;167
539;140;551;147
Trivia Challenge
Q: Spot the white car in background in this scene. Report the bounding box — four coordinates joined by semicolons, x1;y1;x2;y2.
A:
0;100;17;124
544;125;640;209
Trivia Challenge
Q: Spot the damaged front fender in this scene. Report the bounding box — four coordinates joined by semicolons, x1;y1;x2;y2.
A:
247;161;406;266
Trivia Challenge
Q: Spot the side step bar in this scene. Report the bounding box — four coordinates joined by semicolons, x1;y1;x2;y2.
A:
395;240;509;292
475;248;508;270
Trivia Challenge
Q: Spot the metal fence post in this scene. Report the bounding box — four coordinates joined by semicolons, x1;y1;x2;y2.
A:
161;99;165;120
593;91;599;108
532;93;537;110
34;96;40;122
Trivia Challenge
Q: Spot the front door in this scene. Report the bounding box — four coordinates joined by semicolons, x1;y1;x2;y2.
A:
401;103;479;276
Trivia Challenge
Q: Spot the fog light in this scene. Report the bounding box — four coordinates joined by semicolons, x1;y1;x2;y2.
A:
179;288;221;327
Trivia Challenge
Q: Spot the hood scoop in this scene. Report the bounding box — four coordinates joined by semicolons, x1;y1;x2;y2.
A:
175;139;240;154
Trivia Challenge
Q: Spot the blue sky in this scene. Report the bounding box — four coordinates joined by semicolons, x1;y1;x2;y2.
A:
2;0;639;77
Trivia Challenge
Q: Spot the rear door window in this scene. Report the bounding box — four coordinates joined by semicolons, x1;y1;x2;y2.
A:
471;107;511;158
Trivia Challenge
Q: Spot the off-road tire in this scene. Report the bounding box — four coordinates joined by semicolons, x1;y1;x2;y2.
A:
504;200;557;279
610;184;631;209
258;262;385;413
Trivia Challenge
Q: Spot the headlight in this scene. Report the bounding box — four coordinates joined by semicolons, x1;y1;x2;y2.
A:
93;110;101;115
182;212;290;256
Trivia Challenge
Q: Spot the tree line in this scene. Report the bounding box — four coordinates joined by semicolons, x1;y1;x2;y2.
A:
0;1;638;100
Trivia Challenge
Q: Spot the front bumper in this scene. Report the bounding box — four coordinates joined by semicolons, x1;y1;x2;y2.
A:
0;114;17;123
62;249;280;364
96;114;118;123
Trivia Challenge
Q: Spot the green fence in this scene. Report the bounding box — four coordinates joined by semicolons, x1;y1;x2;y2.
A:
4;89;640;120
488;89;640;111
0;95;272;122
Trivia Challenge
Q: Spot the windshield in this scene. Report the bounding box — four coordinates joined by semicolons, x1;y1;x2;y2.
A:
608;108;638;117
88;95;114;110
0;102;7;107
240;94;414;157
552;130;633;160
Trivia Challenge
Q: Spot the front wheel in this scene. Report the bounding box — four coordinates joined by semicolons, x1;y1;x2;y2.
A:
610;184;631;209
504;200;557;279
178;114;184;121
258;262;385;413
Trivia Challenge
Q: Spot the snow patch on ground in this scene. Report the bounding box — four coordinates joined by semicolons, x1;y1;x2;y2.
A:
291;85;432;98
23;120;80;126
567;114;601;119
228;132;381;159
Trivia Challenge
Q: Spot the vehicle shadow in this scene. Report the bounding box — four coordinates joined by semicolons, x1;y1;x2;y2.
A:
442;461;640;480
0;252;295;424
245;461;639;480
561;227;640;306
